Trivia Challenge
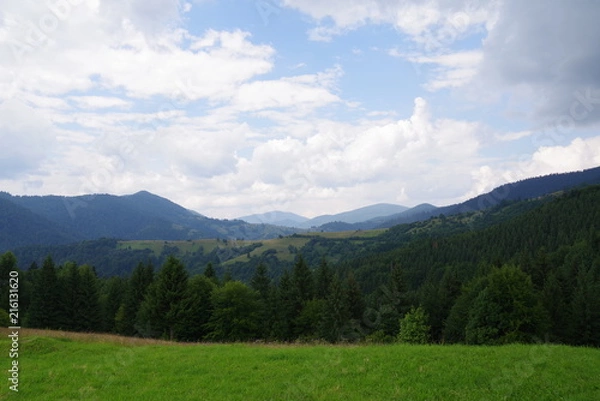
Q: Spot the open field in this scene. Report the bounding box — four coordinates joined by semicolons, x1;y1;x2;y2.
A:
1;329;599;400
118;229;388;264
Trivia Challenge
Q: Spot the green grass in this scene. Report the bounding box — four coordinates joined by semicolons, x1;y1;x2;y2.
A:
118;229;388;264
1;329;599;400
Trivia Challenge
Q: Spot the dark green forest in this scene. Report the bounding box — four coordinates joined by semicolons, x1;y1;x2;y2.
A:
2;185;599;346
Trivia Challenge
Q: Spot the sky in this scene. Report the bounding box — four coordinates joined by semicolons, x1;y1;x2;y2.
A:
1;0;600;219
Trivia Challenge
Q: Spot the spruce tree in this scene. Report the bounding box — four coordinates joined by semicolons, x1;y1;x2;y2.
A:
27;256;62;329
292;255;313;303
115;262;154;336
175;275;216;341
315;258;333;300
77;264;102;332
250;263;271;299
319;275;349;343
137;256;188;340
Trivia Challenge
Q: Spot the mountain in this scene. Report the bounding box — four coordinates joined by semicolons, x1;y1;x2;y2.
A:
0;196;79;250
378;166;600;228
237;211;309;227
303;203;409;228
0;191;296;251
237;203;409;228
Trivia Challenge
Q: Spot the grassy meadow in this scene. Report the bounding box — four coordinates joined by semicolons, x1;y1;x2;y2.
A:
1;329;599;400
118;229;388;264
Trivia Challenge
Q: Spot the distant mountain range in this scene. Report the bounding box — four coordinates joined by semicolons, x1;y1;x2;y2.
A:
1;165;600;251
239;165;600;231
0;191;296;251
238;203;410;228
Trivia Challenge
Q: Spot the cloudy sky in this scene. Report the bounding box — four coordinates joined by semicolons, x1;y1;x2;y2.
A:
1;0;600;219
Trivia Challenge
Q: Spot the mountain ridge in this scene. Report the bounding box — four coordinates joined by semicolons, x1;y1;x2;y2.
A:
2;165;600;250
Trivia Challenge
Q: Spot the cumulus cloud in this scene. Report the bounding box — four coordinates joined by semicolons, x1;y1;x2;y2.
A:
221;97;482;216
393;49;483;90
465;136;600;199
477;0;600;126
0;100;57;178
281;0;498;46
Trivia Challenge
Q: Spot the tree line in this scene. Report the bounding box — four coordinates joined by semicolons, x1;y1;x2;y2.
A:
1;186;599;346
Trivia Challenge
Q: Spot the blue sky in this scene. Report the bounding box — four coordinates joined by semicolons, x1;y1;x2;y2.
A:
1;0;599;219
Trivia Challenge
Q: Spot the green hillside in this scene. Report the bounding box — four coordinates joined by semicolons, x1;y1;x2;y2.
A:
1;329;598;401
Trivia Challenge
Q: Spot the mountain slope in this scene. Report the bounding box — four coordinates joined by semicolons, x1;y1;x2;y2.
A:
0;191;296;250
0;196;80;250
237;211;309;227
301;203;409;228
378;166;600;228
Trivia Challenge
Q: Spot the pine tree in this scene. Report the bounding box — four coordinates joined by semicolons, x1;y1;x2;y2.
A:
315;258;333;300
251;263;273;339
204;262;219;285
250;263;271;299
272;270;297;341
319;275;349;343
77;264;102;332
115;262;154;336
175;275;216;341
345;271;365;321
137;256;188;340
292;255;313;303
569;265;600;346
59;261;82;331
100;276;126;333
27;256;62;329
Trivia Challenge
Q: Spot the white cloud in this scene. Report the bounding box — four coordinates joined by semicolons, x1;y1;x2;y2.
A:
465;136;600;199
69;96;132;109
0;100;58;178
282;0;499;46
476;0;600;126
394;49;483;90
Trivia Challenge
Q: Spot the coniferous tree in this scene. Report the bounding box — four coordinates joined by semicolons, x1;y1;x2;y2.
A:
100;276;126;333
115;262;154;336
59;261;82;331
137;256;188;340
250;263;271;299
251;263;273;338
272;270;297;341
77;264;102;332
569;265;600;346
319;275;349;343
315;258;333;300
27;256;62;329
204;262;219;285
175;275;216;341
292;255;313;304
345;271;365;321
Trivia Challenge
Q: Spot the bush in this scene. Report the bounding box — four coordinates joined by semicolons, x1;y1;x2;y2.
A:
398;306;430;344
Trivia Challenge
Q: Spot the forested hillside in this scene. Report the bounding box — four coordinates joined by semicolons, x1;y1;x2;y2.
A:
2;185;599;346
0;191;296;250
